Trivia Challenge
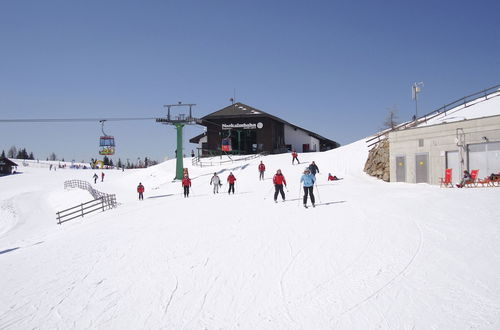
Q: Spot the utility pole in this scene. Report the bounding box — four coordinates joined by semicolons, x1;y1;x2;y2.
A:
412;82;424;120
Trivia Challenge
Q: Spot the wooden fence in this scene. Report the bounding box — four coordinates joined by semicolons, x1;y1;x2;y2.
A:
56;180;117;224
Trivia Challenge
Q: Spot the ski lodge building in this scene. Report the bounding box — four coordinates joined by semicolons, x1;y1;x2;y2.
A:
0;157;18;176
190;102;339;155
387;85;500;185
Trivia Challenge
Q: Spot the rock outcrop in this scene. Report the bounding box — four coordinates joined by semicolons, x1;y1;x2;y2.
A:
364;139;390;182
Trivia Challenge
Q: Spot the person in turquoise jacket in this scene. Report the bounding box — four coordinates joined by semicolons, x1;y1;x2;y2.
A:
300;168;316;208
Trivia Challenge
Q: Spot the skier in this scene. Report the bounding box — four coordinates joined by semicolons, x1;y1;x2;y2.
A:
93;173;98;184
182;174;191;198
227;172;236;194
210;172;221;194
291;150;300;165
308;161;320;176
272;169;287;202
300;168;316;208
258;161;266;180
101;171;105;182
328;173;339;181
137;182;145;200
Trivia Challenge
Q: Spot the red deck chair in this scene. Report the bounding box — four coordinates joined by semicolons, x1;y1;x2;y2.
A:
439;169;453;188
492;173;500;187
464;169;479;187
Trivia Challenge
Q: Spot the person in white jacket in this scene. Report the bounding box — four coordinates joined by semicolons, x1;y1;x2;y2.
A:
210;173;221;194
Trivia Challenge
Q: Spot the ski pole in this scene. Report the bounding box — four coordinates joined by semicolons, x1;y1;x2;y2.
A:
297;185;302;207
264;185;274;200
314;182;322;204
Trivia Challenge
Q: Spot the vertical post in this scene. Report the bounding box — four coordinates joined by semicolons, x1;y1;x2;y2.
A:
81;203;84;218
175;123;185;180
102;197;105;211
57;212;61;225
415;90;418;119
237;130;242;155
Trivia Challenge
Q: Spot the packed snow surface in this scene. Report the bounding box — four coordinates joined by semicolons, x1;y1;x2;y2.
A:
1;140;500;329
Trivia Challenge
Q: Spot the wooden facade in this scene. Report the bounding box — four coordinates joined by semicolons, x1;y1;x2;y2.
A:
0;157;18;175
191;103;339;155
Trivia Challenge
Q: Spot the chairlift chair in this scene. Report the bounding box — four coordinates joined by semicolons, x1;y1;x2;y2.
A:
99;120;115;155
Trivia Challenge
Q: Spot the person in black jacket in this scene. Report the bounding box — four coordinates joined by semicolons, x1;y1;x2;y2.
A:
308;161;319;176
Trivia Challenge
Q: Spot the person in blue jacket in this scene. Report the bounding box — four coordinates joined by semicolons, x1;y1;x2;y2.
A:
300;168;316;208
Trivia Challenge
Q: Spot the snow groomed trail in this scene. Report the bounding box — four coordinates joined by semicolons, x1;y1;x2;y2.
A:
1;140;500;329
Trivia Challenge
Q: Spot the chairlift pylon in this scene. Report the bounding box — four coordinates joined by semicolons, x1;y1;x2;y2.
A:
99;120;115;155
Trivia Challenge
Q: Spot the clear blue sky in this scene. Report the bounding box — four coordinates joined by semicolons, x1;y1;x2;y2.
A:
1;0;499;163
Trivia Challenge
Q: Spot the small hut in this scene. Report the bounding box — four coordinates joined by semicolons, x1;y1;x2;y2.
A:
0;157;18;175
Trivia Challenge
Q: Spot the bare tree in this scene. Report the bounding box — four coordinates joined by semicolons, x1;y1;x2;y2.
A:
49;152;57;161
383;105;399;130
7;146;17;158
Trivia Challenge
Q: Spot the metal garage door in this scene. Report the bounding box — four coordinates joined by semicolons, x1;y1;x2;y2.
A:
415;153;429;183
468;141;500;178
395;156;406;182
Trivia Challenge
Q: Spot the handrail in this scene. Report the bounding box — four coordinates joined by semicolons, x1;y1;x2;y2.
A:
366;84;500;148
192;151;268;167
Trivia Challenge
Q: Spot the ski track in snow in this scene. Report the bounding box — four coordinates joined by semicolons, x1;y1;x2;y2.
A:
334;217;424;322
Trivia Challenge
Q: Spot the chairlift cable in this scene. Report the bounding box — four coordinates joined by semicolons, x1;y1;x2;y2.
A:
0;117;157;123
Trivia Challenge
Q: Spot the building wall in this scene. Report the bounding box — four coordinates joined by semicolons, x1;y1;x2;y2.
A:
204;116;276;153
197;135;207;150
389;115;500;185
284;125;320;152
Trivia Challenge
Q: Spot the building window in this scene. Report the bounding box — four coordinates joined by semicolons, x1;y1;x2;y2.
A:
418;139;424;147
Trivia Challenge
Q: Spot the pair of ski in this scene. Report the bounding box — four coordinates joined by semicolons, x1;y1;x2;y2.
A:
303;204;315;208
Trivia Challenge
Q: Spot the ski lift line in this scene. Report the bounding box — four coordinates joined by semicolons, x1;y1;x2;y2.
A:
0;117;157;123
0;116;224;129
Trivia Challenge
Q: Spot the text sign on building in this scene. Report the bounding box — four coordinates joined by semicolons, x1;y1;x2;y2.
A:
222;123;263;130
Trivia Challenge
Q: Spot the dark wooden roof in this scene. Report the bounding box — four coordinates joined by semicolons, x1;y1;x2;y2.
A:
0;157;18;166
189;132;207;144
202;102;339;146
203;103;269;118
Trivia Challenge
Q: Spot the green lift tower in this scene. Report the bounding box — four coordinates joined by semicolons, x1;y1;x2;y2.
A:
156;103;199;180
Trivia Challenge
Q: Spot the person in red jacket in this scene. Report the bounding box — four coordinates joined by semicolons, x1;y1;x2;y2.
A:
258;161;266;180
272;169;287;202
227;172;236;194
328;173;339;181
291;150;300;165
182;174;191;198
137;182;145;200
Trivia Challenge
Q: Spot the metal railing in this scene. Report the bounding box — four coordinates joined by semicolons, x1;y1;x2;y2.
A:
366;84;500;148
192;151;268;167
56;180;117;224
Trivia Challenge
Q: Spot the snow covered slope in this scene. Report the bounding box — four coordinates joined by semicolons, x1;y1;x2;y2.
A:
1;141;500;329
420;89;500;126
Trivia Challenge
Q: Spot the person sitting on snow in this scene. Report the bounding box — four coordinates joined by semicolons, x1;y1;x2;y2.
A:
328;173;339;181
